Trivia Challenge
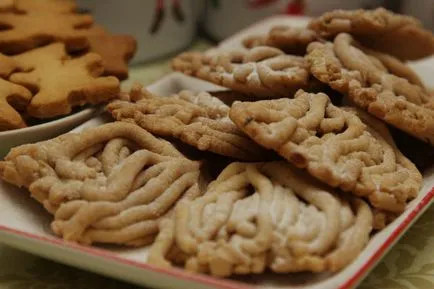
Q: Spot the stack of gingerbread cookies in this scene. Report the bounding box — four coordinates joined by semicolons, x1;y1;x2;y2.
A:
0;0;136;131
0;7;433;280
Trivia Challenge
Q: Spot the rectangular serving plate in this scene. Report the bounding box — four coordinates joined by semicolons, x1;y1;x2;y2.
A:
0;71;433;289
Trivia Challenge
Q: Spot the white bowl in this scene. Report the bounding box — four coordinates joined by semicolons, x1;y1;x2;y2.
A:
0;107;100;158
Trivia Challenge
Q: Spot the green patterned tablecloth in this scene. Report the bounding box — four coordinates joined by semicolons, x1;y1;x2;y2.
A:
0;40;433;289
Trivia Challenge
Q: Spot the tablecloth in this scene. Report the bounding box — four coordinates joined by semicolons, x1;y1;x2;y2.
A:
0;41;433;289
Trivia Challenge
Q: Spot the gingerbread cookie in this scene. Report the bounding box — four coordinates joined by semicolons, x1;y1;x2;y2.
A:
107;85;272;160
0;0;13;12
307;34;434;145
308;8;434;60
0;52;18;78
148;162;373;276
0;12;92;54
172;46;310;98
229;90;422;214
14;0;78;13
9;42;120;118
243;25;318;55
0;78;32;130
85;25;137;80
0;122;203;245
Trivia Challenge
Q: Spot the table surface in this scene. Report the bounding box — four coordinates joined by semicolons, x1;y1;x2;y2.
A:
0;41;433;289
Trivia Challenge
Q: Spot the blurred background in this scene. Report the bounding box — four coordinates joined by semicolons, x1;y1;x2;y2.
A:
74;0;434;64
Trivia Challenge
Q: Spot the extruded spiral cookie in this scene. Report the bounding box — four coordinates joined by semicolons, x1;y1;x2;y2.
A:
307;33;434;145
0;122;203;246
148;161;373;276
242;25;318;55
172;46;310;98
229;90;422;214
308;8;434;60
107;85;273;161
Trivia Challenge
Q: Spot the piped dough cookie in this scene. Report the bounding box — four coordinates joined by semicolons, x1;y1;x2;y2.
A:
148;161;373;276
242;25;318;55
172;46;311;98
308;8;434;60
0;122;203;246
229;90;422;214
306;33;434;145
107;85;273;161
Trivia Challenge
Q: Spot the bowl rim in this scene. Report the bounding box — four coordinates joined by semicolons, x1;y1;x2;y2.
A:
0;106;99;138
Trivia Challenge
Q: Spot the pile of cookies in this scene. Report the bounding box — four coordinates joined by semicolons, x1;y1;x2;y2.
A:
0;0;136;131
0;7;433;279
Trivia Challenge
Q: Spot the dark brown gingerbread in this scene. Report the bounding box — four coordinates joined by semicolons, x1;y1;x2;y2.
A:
85;25;137;80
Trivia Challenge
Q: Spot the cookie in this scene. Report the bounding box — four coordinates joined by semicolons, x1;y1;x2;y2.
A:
0;12;93;54
9;42;120;118
362;47;425;87
229;90;422;214
0;52;18;77
148;161;373;276
243;25;318;55
107;85;273;160
0;78;32;130
85;25;137;80
208;90;259;106
0;122;203;245
172;46;310;98
306;34;434;145
308;8;434;60
13;0;77;13
0;0;13;12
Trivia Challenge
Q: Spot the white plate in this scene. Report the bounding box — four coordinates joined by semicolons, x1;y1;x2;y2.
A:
0;72;433;289
0;106;99;158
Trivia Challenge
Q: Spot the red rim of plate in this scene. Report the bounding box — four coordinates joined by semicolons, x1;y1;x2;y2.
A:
0;186;433;289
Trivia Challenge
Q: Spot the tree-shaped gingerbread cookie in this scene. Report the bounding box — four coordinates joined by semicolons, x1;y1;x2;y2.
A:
9;43;120;118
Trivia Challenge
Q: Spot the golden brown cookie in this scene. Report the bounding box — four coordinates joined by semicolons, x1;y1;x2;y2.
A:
362;48;425;87
243;25;318;55
0;122;203;245
9;42;120;118
85;25;137;80
14;0;77;13
306;34;434;145
148;161;373;276
0;52;18;77
172;46;310;98
107;85;272;160
0;78;32;130
0;0;13;12
229;90;422;214
308;8;434;60
0;12;92;54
